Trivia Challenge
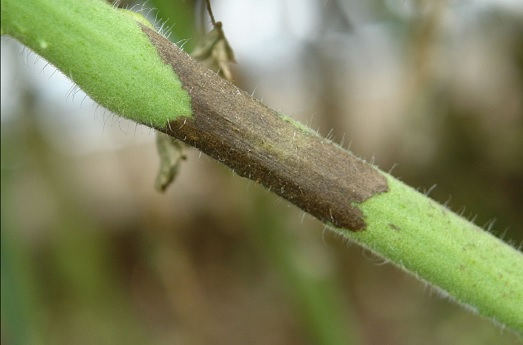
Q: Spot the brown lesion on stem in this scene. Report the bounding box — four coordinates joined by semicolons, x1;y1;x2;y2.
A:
141;25;389;231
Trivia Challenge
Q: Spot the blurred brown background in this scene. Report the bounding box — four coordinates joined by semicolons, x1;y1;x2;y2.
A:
2;0;522;344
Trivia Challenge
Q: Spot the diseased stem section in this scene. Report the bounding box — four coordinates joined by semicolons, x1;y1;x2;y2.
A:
2;0;523;335
140;26;389;230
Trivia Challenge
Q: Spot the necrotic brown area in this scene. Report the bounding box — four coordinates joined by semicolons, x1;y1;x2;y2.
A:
141;26;388;231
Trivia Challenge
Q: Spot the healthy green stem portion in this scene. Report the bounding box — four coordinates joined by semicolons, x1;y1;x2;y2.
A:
343;175;523;332
2;0;522;335
1;0;192;128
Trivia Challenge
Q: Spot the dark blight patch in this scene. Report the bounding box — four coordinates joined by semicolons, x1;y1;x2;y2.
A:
141;24;389;231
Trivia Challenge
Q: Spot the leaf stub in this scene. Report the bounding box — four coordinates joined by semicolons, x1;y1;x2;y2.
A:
141;25;389;231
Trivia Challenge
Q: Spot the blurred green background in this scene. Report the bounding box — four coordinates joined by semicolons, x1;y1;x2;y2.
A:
1;0;522;344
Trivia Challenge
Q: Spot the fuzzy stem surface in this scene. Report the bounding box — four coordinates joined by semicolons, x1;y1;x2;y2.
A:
2;0;522;335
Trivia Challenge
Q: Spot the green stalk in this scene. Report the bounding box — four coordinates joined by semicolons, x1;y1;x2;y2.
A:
1;0;192;128
344;175;523;331
2;0;522;335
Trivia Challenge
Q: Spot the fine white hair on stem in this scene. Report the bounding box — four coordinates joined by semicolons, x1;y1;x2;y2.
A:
117;0;175;39
250;85;259;98
346;137;353;151
111;0;122;9
177;38;192;49
424;184;437;197
65;83;77;102
117;115;130;135
339;132;347;148
39;61;51;75
443;195;452;208
80;94;89;109
21;45;31;66
387;163;397;174
483;218;497;233
48;66;59;79
325;128;334;141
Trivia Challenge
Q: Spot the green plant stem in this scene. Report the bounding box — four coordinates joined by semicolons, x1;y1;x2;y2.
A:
2;0;522;335
1;0;193;128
